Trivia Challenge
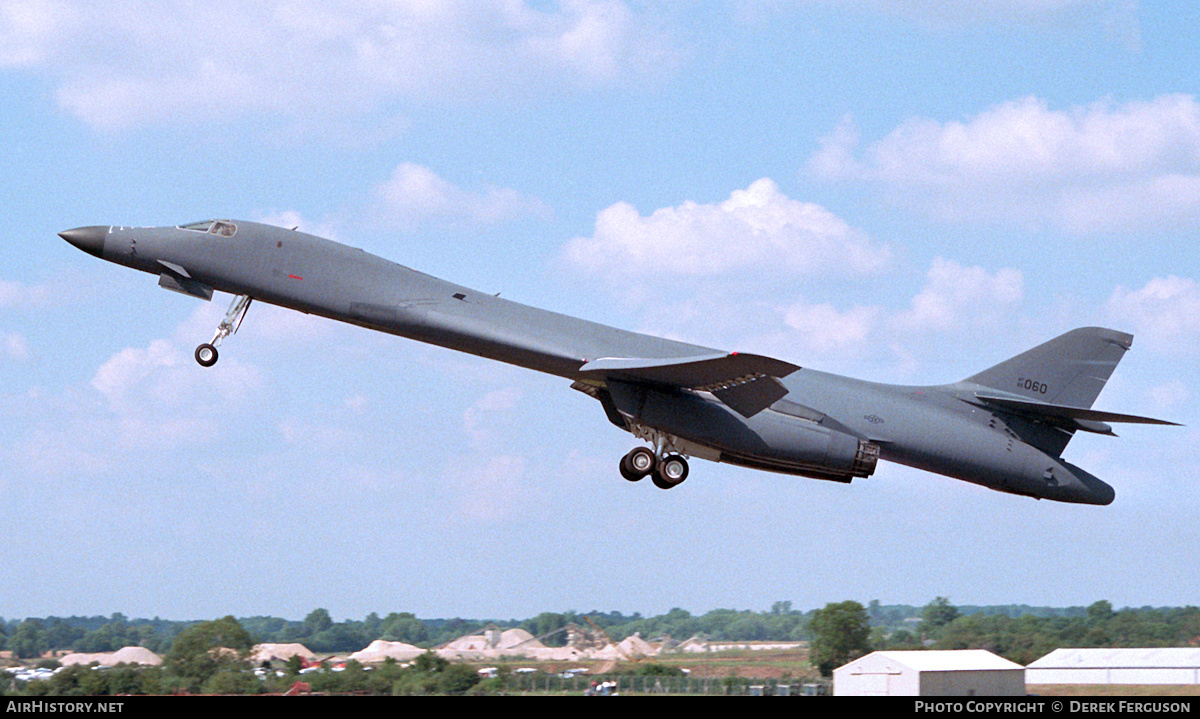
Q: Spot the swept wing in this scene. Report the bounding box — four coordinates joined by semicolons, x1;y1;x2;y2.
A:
579;352;800;417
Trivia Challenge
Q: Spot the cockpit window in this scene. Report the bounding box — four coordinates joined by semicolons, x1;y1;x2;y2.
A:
179;220;237;237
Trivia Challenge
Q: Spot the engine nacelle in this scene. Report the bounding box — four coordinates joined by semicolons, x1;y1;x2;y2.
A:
719;407;879;482
604;380;878;482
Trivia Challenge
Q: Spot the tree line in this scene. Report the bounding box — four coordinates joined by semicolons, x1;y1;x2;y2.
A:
808;598;1200;676
2;599;1197;666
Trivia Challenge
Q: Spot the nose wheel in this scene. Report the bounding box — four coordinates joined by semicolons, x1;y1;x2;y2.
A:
619;446;689;489
195;294;252;367
195;343;219;367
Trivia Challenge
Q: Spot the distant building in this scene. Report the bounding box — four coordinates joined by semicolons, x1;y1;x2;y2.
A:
834;650;1025;696
1027;648;1200;685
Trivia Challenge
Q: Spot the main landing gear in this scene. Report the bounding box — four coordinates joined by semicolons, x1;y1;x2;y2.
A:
620;446;690;490
195;294;252;367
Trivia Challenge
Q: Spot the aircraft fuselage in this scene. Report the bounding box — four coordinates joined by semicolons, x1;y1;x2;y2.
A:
62;220;1168;505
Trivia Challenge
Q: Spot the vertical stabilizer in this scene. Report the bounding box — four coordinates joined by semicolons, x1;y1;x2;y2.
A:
965;327;1133;409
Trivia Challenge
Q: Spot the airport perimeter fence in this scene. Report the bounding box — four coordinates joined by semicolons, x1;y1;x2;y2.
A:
499;673;828;696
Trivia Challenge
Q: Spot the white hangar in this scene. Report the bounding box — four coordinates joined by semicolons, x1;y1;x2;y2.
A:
1026;648;1200;686
834;650;1025;696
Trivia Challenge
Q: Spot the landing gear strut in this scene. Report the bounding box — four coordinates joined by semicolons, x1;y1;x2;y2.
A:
195;294;252;367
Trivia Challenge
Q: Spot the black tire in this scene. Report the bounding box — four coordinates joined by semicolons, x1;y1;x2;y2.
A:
653;454;688;489
195;343;218;367
620;447;655;481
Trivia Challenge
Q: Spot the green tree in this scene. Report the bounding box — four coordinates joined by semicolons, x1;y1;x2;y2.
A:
808;601;871;677
202;668;261;695
884;628;921;650
165;616;253;691
1087;600;1115;624
383;612;429;645
303;608;334;635
920;597;960;639
437;663;480;695
9;619;47;659
523;612;569;646
368;657;405;695
392;652;447;695
307;622;368;653
412;650;448;674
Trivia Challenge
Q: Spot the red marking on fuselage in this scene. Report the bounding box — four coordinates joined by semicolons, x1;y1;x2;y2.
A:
288;274;303;280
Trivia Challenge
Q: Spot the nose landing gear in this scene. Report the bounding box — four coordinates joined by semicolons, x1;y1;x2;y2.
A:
195;294;252;367
195;343;219;367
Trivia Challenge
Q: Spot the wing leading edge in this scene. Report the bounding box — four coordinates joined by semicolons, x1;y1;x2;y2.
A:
579;352;800;417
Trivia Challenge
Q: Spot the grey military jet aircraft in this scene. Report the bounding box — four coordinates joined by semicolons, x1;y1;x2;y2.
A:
61;220;1178;505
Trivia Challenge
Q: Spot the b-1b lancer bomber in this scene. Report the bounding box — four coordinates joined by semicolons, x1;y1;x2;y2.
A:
61;220;1178;505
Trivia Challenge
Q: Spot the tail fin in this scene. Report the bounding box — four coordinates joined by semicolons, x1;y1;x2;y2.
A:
966;327;1133;409
964;327;1177;464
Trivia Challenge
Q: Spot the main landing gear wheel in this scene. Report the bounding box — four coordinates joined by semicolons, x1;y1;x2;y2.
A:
620;446;689;489
620;446;656;482
194;343;218;367
651;454;689;490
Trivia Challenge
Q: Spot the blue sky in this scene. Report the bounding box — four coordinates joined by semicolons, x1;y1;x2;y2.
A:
3;1;1199;622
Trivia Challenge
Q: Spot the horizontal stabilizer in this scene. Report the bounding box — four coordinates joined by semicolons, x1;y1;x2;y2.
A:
975;393;1180;429
579;352;799;417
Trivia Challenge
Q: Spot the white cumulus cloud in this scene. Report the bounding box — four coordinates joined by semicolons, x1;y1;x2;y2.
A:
374;163;549;232
0;278;50;308
781;302;880;355
898;258;1024;333
4;0;684;131
90;333;262;449
555;182;1036;370
1107;275;1200;354
809;94;1200;234
560;177;891;280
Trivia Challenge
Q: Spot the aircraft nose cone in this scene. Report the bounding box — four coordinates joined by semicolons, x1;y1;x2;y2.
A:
59;226;108;258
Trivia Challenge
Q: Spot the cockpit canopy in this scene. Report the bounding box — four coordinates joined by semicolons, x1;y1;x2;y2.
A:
179;220;237;237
